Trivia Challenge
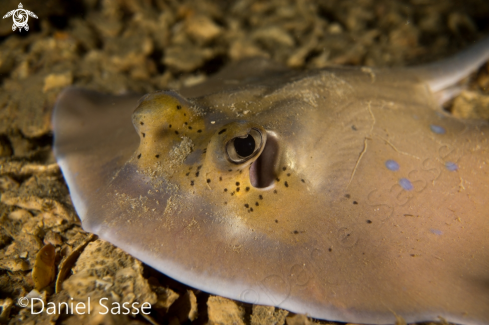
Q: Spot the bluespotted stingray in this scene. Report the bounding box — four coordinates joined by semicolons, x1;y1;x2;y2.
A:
53;38;489;325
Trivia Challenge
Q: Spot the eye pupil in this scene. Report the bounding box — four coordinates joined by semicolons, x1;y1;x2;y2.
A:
234;134;255;157
225;128;264;164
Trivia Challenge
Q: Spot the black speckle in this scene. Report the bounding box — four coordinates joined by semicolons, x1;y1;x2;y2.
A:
328;248;332;252
274;190;277;194
189;166;193;170
198;165;203;170
284;181;289;187
195;172;200;177
276;178;280;182
175;131;179;135
155;154;160;158
367;220;372;224
301;179;305;183
218;129;227;135
231;192;235;196
353;201;358;205
275;220;278;223
224;188;227;192
293;230;299;234
282;167;287;171
287;173;291;177
255;202;259;206
184;122;188;125
228;169;232;172
186;172;190;176
259;195;263;200
137;154;141;159
244;204;249;208
245;187;250;192
203;148;207;153
410;254;415;257
236;182;240;186
219;177;222;181
184;113;186;116
197;130;202;133
239;170;242;174
177;105;181;110
250;208;253;212
345;194;351;199
224;202;227;205
207;179;211;183
142;133;146;137
236;187;240;192
189;126;192;130
140;122;144;125
352;125;357;131
169;124;172;128
190;180;194;186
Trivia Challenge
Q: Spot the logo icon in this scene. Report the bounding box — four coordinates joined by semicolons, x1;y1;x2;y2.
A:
3;3;38;32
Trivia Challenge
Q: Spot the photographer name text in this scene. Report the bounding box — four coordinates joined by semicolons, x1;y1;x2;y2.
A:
29;297;151;315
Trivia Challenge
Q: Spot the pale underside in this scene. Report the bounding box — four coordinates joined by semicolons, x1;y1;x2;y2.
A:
53;59;489;325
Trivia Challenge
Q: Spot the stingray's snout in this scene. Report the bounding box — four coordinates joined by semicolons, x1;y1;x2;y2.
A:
250;131;279;188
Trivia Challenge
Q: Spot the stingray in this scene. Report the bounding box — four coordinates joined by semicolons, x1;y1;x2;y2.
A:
53;38;489;325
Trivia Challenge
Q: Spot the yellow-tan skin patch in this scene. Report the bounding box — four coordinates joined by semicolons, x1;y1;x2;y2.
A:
131;92;310;243
133;92;207;177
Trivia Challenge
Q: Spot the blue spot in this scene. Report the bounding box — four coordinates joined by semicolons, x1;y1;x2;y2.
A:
430;229;443;236
399;178;413;191
385;159;399;172
445;161;458;171
430;125;446;134
385;160;400;171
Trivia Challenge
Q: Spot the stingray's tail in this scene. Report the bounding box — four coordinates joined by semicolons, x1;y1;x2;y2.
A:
409;37;489;93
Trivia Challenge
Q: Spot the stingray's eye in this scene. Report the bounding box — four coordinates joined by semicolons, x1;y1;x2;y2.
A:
226;128;263;163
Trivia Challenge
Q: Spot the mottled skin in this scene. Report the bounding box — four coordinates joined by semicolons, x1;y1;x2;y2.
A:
54;58;489;324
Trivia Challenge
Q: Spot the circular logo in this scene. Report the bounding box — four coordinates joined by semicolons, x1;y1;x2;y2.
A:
14;10;28;26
